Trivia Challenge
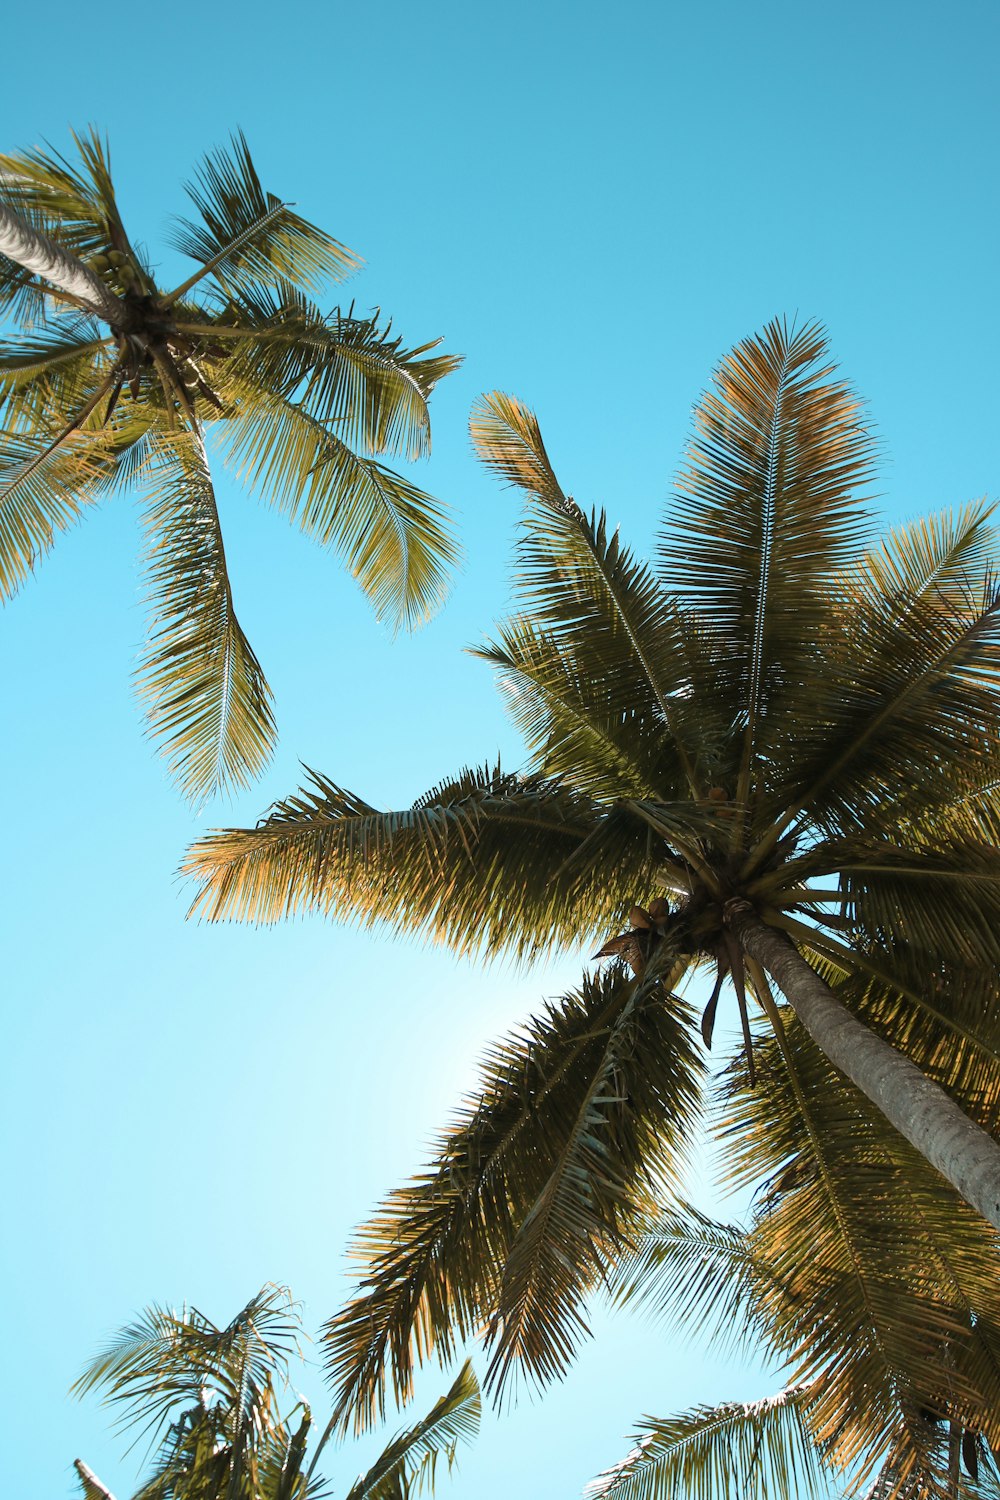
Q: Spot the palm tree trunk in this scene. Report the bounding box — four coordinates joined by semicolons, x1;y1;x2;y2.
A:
725;899;1000;1233
0;199;121;321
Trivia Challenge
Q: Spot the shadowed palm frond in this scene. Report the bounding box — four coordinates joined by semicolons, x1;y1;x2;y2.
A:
166;133;358;302
343;1361;480;1500
323;964;700;1431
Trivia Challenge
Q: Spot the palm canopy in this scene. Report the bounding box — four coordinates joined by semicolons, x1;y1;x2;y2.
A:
70;1284;480;1500
0;130;460;801
187;321;1000;1451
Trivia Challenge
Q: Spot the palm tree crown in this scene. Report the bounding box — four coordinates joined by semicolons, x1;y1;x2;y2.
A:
186;321;1000;1491
0;131;460;800
71;1285;480;1500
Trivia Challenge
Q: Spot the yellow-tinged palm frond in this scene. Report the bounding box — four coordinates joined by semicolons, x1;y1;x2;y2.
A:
586;1384;829;1500
136;431;275;804
343;1360;480;1500
217;388;457;630
185;764;660;959
323;964;701;1430
0;422;114;596
203;285;460;462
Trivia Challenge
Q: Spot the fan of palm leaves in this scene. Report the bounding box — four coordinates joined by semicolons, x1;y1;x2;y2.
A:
0;130;460;800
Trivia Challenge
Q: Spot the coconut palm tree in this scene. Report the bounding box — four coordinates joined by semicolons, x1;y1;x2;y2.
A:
70;1284;479;1500
0;131;460;801
185;321;1000;1435
588;1016;1000;1499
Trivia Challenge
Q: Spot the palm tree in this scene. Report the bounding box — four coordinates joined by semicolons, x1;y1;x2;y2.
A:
588;1017;1000;1499
70;1284;479;1500
0;131;460;801
185;321;1000;1432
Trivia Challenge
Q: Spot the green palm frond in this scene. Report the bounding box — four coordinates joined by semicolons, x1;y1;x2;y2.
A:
0;422;112;596
343;1361;480;1500
471;393;708;795
217;389;457;629
166;133;358;302
323;964;700;1430
587;1384;828;1500
720;1015;1000;1481
137;431;276;804
202;287;459;462
71;1285;300;1461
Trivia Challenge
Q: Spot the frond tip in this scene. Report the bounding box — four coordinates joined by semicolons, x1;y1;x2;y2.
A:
587;1384;827;1500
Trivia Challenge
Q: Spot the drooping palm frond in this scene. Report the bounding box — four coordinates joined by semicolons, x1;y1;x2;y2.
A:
323;964;701;1430
587;1384;829;1500
0;422;113;595
136;430;276;804
218;388;456;630
343;1360;480;1500
606;1200;776;1352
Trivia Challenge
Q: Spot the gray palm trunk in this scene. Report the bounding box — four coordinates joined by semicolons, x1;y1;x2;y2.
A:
0;197;122;322
726;900;1000;1234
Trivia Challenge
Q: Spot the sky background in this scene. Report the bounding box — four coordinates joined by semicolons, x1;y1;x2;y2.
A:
2;1;999;1494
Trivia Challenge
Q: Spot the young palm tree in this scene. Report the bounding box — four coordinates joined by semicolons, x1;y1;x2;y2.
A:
185;322;1000;1437
70;1284;479;1500
0;131;460;801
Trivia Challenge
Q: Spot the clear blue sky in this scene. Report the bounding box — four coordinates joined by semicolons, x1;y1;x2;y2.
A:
2;1;999;1495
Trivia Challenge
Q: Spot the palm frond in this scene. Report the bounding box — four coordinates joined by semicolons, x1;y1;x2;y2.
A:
137;429;276;803
607;1201;774;1352
471;393;707;794
184;764;639;960
344;1361;480;1500
218;387;456;629
322;965;700;1431
0;423;111;597
586;1384;828;1500
166;133;358;301
719;1014;1000;1482
659;317;877;805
